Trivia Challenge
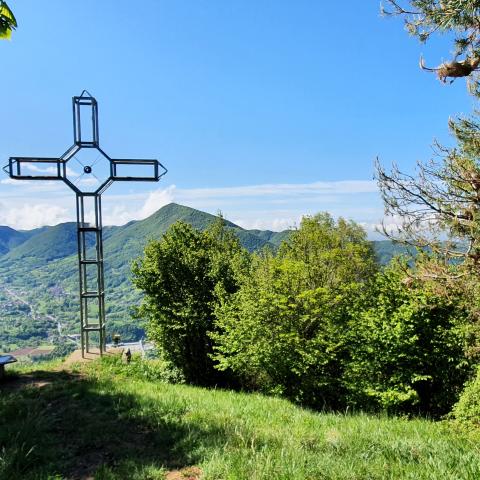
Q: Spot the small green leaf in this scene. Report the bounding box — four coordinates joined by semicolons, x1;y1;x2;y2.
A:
0;1;17;40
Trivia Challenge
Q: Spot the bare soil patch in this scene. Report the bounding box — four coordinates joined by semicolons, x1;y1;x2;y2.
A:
165;466;202;480
62;347;124;368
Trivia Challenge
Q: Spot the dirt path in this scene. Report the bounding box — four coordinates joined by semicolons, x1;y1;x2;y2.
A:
62;347;125;367
0;348;123;393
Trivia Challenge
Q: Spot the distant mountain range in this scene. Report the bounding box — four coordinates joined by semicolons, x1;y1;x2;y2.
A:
0;203;406;262
0;203;408;353
0;203;288;261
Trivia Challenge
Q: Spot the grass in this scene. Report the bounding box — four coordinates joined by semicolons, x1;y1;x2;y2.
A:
1;355;479;479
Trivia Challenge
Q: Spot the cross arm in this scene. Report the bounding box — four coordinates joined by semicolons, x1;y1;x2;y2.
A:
3;157;66;180
110;159;167;182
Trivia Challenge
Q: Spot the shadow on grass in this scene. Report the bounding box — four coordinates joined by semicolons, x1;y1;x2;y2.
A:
0;369;206;479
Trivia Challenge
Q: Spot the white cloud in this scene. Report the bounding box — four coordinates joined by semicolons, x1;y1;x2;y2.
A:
234;217;300;231
100;185;176;225
0;178;18;185
175;180;378;201
23;164;56;174
101;205;140;226
0;177;71;195
0;179;385;235
77;177;99;186
22;164;79;176
0;202;72;230
139;186;176;218
66;166;80;176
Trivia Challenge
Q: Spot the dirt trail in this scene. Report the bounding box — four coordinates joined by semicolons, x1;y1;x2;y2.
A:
0;348;123;393
62;347;124;367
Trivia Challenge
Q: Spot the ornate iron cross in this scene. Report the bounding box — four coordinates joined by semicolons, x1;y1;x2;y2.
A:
3;91;167;357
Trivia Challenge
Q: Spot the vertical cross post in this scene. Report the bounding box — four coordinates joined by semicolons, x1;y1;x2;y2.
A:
76;193;106;356
4;91;167;357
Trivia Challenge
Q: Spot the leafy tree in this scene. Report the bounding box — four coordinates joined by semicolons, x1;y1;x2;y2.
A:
376;118;480;279
132;218;246;386
278;214;377;286
0;1;16;40
346;261;473;416
212;213;377;409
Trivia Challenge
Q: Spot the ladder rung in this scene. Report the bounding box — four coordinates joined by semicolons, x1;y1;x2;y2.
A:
82;325;104;332
81;291;103;298
80;259;101;265
78;227;100;232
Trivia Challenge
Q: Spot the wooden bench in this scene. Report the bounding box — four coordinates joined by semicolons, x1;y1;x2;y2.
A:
0;355;17;380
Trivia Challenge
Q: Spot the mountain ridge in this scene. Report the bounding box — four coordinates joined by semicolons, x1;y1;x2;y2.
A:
0;203;409;268
0;203;279;260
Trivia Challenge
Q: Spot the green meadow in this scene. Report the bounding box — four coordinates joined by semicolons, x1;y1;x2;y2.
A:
1;355;479;480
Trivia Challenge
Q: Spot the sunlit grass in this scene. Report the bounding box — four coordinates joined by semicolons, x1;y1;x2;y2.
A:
1;356;479;479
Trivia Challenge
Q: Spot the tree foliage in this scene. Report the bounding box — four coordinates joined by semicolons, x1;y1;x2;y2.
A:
212;213;377;408
132;219;246;386
132;214;475;416
0;1;16;40
362;0;480;418
377;1;480;280
452;366;480;426
346;261;473;416
376;117;480;278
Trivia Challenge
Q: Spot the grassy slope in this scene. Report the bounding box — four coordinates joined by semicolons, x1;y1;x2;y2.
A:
1;357;479;480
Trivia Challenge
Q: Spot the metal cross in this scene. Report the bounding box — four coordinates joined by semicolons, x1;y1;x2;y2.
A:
3;91;167;357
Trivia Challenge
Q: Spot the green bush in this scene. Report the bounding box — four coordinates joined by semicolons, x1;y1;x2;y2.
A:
213;213;377;409
346;262;472;417
130;212;475;417
132;219;246;386
452;367;480;427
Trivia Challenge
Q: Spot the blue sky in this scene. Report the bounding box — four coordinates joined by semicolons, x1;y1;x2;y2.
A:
0;1;475;235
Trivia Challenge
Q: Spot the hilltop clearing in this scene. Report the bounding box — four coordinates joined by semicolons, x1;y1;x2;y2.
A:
1;356;479;479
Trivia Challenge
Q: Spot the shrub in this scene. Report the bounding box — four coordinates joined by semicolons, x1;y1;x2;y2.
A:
132;219;246;386
346;263;473;416
213;213;377;409
452;367;480;427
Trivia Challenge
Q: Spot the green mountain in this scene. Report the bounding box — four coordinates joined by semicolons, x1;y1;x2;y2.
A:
2;222;90;263
0;203;409;353
103;203;275;261
0;226;27;255
247;229;292;248
0;203;281;353
371;240;413;265
0;225;48;255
